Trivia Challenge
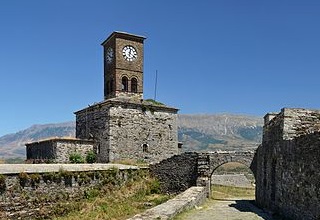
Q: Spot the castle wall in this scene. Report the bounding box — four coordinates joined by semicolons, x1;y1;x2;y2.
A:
75;103;111;162
75;99;179;163
150;152;199;194
108;105;178;163
0;164;139;219
255;108;320;220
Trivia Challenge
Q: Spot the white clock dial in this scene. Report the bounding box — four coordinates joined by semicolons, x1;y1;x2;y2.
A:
106;47;114;63
122;45;137;61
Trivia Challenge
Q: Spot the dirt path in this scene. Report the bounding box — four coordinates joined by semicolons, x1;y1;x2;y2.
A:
175;197;273;220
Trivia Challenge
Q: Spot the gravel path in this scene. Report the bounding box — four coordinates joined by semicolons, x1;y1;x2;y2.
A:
175;197;274;220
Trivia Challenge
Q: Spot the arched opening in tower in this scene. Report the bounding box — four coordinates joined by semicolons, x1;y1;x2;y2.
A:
121;76;128;92
131;77;138;93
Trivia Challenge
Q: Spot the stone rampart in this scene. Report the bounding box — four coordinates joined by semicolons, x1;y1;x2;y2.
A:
150;151;255;195
0;164;139;219
256;108;320;220
150;152;198;194
127;186;207;220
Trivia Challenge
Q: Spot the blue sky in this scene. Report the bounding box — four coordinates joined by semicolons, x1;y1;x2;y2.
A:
1;0;320;136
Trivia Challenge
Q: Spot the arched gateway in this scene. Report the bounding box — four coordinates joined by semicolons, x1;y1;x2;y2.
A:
150;151;256;195
196;151;256;194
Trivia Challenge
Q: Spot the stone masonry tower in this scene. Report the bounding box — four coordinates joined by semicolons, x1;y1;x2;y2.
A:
25;31;179;164
75;31;179;163
102;32;145;100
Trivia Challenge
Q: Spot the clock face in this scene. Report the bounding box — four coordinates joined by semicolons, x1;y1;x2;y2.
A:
106;47;114;64
122;45;137;61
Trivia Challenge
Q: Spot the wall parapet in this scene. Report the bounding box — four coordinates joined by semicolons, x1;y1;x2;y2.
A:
0;163;137;175
127;186;207;220
263;108;320;142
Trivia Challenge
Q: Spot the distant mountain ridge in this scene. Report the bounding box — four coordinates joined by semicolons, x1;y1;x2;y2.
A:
0;114;263;158
178;114;263;152
0;122;75;158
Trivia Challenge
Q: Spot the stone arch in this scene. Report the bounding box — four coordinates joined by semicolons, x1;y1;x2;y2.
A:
142;143;149;153
131;77;138;93
121;76;128;92
196;151;256;194
150;151;256;196
208;152;255;178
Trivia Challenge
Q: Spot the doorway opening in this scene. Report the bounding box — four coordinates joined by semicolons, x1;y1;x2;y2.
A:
210;162;255;200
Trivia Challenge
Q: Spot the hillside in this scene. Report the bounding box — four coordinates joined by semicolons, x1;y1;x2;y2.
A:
0;122;75;158
0;114;263;159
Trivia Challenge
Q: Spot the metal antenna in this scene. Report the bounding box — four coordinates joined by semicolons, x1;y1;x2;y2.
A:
154;70;158;100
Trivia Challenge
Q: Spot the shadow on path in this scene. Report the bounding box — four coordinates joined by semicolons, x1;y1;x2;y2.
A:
229;199;274;220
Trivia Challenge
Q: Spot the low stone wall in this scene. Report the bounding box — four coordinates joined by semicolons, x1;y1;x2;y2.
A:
0;164;139;219
211;174;253;188
150;152;198;194
128;186;207;220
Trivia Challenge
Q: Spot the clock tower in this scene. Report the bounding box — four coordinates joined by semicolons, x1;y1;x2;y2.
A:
27;31;179;165
101;31;146;100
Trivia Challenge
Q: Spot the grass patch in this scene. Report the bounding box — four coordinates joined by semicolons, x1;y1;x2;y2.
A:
144;99;165;106
54;175;170;220
112;159;149;167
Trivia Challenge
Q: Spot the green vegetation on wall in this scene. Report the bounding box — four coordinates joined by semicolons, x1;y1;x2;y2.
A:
0;174;6;193
69;153;85;164
85;151;97;163
50;169;170;220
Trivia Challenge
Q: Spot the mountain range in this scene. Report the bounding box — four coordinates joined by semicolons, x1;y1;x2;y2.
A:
0;114;263;159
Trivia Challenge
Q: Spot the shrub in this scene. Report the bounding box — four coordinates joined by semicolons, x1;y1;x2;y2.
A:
85;151;97;163
149;179;161;194
69;153;85;164
42;172;55;183
29;173;41;187
60;170;73;187
145;99;164;106
0;174;6;193
84;188;100;200
77;172;91;186
19;172;30;187
94;171;102;180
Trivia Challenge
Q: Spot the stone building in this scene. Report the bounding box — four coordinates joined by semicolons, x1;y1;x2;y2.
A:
26;31;179;164
26;138;95;163
255;108;320;220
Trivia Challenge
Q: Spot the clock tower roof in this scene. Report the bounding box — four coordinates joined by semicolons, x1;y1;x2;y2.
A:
101;31;146;46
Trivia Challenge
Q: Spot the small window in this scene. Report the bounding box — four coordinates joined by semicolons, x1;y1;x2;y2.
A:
142;144;149;153
122;76;128;92
131;78;138;93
